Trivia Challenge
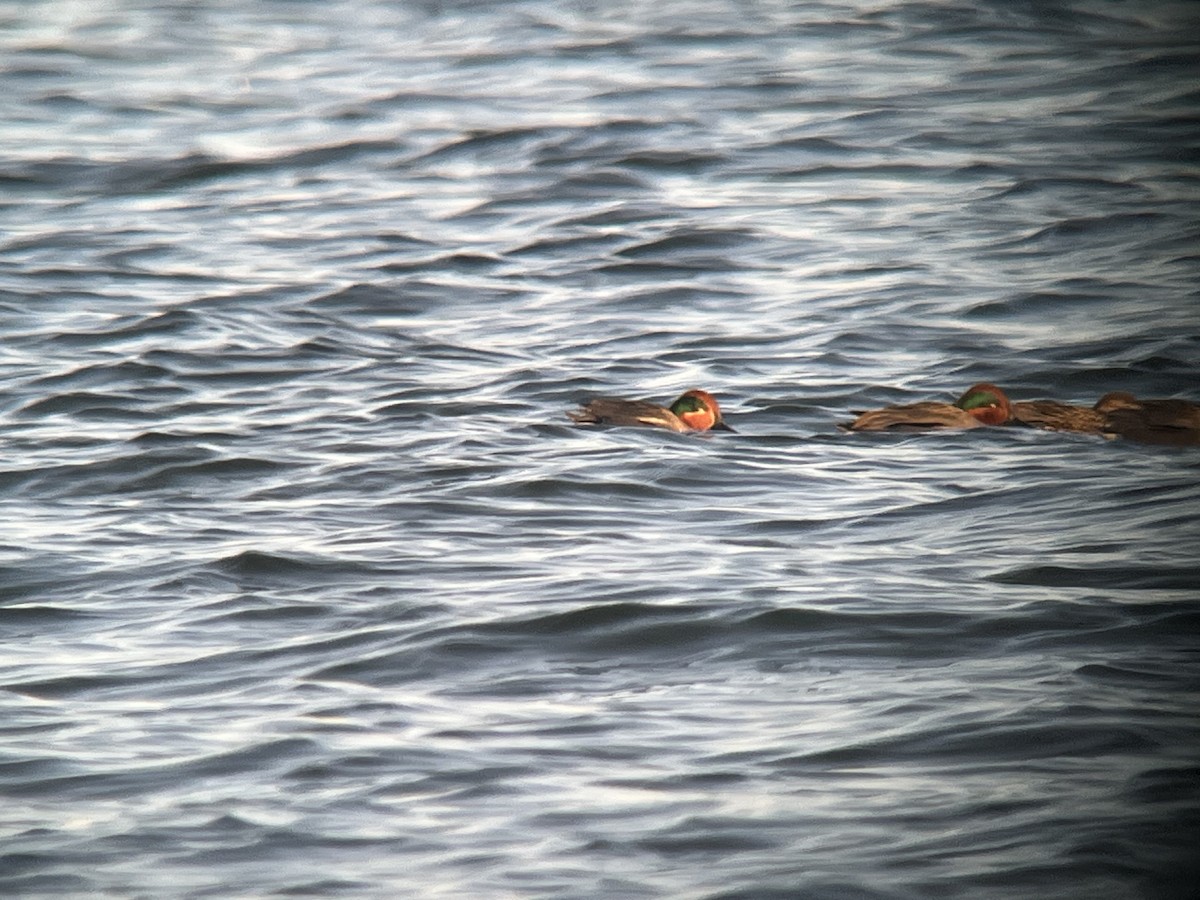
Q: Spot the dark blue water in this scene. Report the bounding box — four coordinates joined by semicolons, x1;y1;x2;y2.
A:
3;1;1199;897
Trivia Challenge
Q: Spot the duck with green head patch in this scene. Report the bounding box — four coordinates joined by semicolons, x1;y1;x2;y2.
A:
841;382;1014;431
568;389;734;433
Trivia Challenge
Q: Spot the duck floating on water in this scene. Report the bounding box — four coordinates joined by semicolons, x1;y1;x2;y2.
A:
1096;392;1200;446
841;382;1013;431
568;389;735;433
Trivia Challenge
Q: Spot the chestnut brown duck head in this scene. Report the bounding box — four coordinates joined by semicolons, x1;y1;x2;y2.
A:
953;383;1014;426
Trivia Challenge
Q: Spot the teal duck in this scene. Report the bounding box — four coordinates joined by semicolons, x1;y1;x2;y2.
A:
842;382;1013;431
568;389;735;433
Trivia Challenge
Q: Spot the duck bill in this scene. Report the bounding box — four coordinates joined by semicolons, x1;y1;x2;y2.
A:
711;420;736;433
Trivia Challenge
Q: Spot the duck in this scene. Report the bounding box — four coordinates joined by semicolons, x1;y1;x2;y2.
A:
1095;391;1200;446
841;382;1013;432
568;388;735;433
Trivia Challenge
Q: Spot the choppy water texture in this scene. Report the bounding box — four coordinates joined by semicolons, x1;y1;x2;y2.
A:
3;1;1200;897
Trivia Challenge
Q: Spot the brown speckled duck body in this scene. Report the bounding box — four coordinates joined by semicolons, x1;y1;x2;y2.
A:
841;401;982;432
1010;399;1108;434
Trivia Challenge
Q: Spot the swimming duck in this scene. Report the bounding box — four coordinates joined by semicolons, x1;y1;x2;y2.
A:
1010;399;1107;434
1095;392;1200;446
841;382;1013;431
568;389;735;433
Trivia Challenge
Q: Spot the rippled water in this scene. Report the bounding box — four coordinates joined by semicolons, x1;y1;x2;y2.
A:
3;1;1200;897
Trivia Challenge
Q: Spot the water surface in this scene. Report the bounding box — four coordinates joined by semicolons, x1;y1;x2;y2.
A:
2;1;1199;897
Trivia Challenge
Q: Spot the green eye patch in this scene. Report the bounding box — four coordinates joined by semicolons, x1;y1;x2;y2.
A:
671;395;705;415
957;390;998;410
